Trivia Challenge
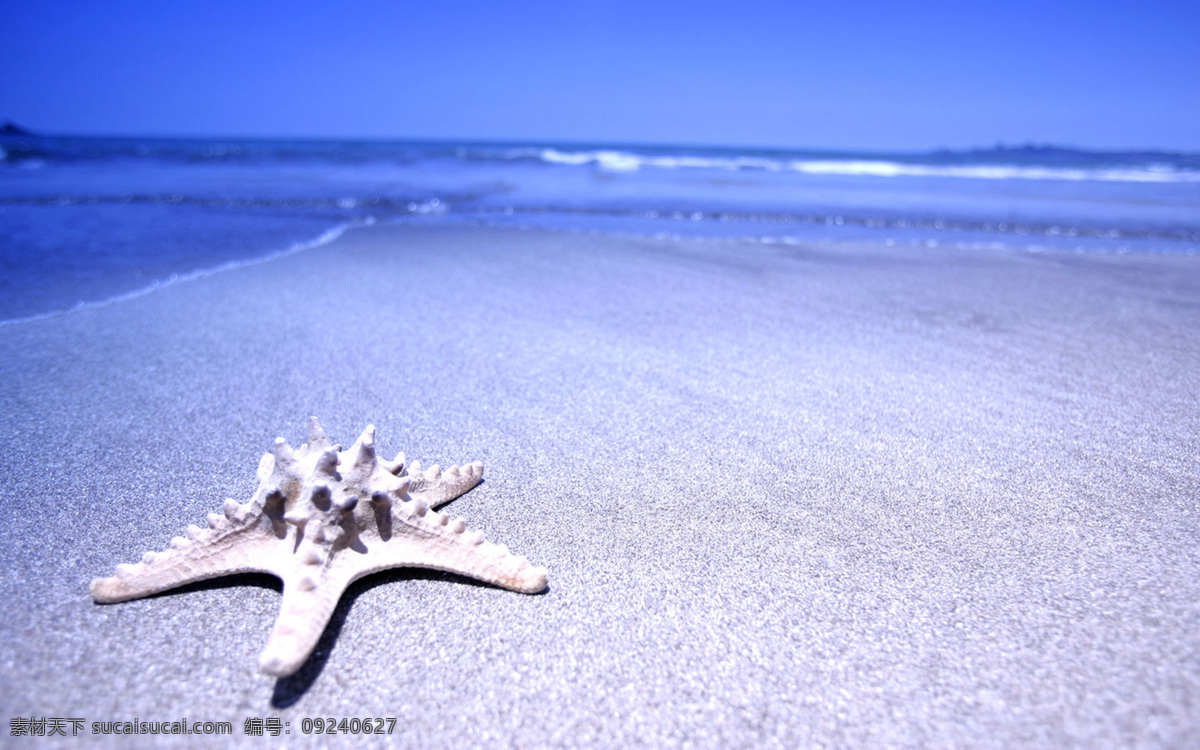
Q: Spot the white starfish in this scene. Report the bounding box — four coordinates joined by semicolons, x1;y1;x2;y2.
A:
91;418;548;677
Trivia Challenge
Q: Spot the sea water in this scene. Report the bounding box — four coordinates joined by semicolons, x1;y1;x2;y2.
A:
1;134;1197;323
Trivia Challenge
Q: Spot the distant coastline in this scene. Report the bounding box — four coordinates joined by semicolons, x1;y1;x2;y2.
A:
3;126;1197;163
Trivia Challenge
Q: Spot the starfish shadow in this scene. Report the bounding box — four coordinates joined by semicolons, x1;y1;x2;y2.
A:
92;570;546;707
270;567;548;708
134;573;284;598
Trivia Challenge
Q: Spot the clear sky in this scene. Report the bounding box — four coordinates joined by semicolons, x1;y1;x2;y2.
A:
1;0;1196;151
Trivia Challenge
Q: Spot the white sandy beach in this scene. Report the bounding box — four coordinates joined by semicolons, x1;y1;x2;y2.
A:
1;224;1197;747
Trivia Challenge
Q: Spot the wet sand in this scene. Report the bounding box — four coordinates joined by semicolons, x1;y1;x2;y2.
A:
1;224;1197;746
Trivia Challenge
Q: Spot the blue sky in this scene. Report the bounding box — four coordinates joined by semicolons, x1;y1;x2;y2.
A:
1;0;1196;151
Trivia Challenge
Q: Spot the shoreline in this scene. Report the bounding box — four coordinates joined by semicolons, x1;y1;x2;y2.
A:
4;215;1198;330
1;223;1197;746
0;221;360;329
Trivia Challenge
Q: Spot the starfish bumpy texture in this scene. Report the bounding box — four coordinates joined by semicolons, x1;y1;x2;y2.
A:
91;418;549;677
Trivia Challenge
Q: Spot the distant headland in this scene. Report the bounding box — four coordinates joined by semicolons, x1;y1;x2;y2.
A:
1;121;35;136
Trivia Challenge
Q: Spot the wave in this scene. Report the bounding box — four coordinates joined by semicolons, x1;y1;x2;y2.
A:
0;221;363;328
539;148;786;173
533;148;1200;183
786;159;1200;182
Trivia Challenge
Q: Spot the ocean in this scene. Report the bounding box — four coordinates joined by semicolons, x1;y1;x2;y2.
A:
1;134;1198;323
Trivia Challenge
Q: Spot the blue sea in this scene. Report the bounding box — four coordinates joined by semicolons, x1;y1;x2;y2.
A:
2;134;1198;323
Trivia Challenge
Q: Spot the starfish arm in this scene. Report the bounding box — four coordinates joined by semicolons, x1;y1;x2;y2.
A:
364;533;548;593
257;567;353;677
90;502;291;603
357;501;549;594
404;459;485;508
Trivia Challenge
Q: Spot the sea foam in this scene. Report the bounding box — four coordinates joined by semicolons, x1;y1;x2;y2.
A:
534;148;1200;183
787;159;1200;182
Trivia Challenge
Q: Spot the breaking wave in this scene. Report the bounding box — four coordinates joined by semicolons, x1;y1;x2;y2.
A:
533;148;1200;183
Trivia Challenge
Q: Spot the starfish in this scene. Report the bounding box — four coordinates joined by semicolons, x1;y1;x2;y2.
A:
91;418;548;677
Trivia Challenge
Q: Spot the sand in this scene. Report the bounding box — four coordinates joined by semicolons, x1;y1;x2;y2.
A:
1;224;1197;747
